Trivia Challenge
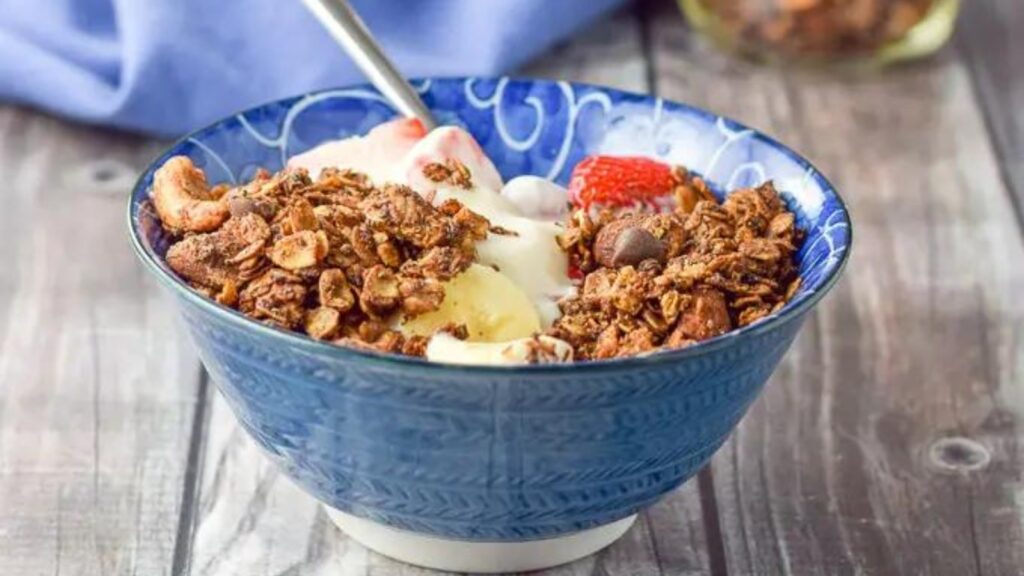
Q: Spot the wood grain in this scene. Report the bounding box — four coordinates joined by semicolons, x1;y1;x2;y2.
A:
0;108;204;575
957;0;1024;226
648;1;1024;574
5;2;1022;575
183;7;714;576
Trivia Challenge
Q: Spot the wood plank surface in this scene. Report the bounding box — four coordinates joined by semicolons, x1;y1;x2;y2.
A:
957;0;1024;224
4;1;1023;575
182;7;715;576
0;109;205;575
647;0;1024;574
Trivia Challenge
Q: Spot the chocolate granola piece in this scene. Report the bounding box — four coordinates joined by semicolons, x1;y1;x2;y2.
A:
239;268;308;329
360;265;401;316
268;230;328;270
398;276;446;317
667;287;732;346
166;213;271;289
724;182;784;239
350;224;382;267
593;325;622;360
452;205;491;241
673;167;717;215
558;208;609;273
401;335;430;357
685;201;736;251
305;307;341;340
620;326;657;356
581;267;618;298
423;159;473;189
318;268;356;312
400;246;474;281
281;197;319;235
360;184;450;248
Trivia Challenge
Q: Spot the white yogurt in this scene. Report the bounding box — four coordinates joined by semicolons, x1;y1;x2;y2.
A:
288;122;577;364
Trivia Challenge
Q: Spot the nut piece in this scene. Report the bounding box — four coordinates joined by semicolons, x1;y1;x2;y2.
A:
269;230;328;270
318;268;355;312
305;307;341;340
594;216;667;268
151;156;230;233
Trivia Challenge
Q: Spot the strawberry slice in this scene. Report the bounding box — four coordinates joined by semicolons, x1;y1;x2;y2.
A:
367;117;428;141
568;155;677;209
288;117;427;181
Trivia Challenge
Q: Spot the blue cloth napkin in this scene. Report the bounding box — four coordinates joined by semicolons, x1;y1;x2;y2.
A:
0;0;626;136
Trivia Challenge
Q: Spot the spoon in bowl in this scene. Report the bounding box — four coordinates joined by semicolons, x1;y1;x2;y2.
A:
300;0;438;130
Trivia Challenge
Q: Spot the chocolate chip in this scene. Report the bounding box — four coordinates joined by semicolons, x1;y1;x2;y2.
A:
613;228;666;266
594;217;668;268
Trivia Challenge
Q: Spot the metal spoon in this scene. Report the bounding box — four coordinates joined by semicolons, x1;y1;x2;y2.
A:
301;0;438;129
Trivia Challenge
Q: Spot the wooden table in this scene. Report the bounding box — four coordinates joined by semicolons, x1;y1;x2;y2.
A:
2;1;1022;574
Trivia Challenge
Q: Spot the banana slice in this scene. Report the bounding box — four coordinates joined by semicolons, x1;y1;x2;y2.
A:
400;264;541;342
425;333;574;366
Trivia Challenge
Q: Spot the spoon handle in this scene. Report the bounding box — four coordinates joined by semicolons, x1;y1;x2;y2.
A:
301;0;438;129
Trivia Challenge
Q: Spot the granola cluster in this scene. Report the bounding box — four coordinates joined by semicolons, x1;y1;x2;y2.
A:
155;157;488;355
152;152;804;363
701;0;938;58
549;171;803;360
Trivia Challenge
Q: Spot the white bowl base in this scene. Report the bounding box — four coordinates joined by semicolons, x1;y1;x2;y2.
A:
326;507;637;573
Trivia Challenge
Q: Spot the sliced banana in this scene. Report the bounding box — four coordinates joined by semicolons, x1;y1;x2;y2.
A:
399;264;541;342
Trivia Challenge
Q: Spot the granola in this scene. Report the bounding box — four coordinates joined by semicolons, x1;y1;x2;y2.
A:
150;124;805;364
551;181;802;360
152;155;483;355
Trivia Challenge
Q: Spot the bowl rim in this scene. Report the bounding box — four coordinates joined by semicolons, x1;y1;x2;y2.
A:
127;76;852;376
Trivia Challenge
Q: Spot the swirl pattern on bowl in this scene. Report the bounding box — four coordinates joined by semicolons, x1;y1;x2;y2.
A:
128;77;850;540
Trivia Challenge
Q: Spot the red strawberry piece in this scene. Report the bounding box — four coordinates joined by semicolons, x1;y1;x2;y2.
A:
368;117;428;141
568;155;677;209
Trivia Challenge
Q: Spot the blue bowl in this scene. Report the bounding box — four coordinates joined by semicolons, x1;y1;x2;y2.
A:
128;77;850;541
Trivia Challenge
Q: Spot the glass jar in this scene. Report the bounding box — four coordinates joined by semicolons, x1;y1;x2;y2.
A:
680;0;961;66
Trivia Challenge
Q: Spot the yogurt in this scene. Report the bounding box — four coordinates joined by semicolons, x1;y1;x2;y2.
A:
289;122;576;365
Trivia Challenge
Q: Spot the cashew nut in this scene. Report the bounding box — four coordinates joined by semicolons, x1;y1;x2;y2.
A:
151;156;230;233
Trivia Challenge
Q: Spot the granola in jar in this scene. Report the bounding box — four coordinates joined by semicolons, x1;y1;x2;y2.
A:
681;0;961;64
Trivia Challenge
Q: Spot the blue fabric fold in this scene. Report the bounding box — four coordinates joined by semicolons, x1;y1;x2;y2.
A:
0;0;626;135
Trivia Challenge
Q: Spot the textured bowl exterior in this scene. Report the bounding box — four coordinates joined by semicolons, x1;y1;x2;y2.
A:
129;78;850;541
